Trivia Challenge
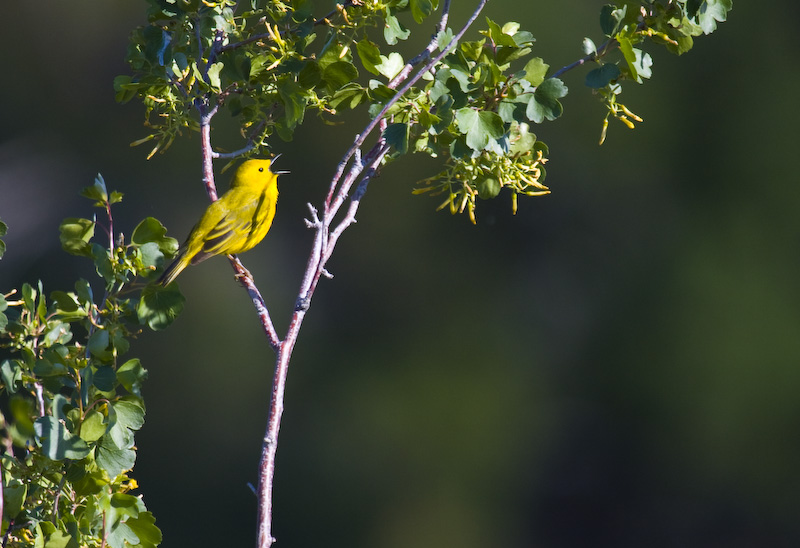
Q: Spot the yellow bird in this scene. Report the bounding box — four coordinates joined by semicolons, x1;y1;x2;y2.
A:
158;158;280;286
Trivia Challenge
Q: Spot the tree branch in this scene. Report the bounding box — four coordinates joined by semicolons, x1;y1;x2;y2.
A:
325;0;489;213
254;2;491;547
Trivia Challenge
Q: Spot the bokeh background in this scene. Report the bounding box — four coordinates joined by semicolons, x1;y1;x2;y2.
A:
3;1;800;546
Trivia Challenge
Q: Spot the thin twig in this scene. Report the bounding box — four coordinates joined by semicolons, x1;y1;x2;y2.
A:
388;0;452;89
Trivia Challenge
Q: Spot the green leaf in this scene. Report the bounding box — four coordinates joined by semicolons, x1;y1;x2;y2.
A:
376;52;404;80
356;38;382;75
600;4;626;36
582;37;597;55
485;17;517;47
96;435;135;479
43;321;71;347
34;416;91;460
384;13;410;45
633;48;653;80
106;522;139;548
43;530;78;548
137;285;185;330
384;123;410;155
526;78;568;123
51;291;79;313
410;0;434;24
138;242;164;274
3;479;27;518
125;513;162;548
279;80;308;130
508;122;538;155
520;57;548;86
455;109;505;152
437;28;454;51
329;83;367;110
617;34;640;82
117;359;148;397
113;400;145;434
59;218;95;257
477;177;501;199
693;0;732;34
1;359;22;393
321;61;359;91
75;278;94;305
131;217;179;257
93;366;117;391
80;174;109;204
585;63;621;88
298;60;321;88
88;329;111;360
206;62;224;91
80;410;108;442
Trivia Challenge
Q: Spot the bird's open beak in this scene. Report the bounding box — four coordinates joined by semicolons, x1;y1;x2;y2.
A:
271;153;290;174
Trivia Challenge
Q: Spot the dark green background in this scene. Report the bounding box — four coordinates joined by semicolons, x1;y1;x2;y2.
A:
3;1;800;546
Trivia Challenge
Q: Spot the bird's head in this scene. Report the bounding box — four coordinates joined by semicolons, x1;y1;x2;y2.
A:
231;158;281;191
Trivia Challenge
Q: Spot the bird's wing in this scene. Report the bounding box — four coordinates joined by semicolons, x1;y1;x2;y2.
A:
189;196;257;264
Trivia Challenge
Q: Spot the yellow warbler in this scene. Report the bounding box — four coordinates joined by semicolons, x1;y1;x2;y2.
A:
158;158;280;285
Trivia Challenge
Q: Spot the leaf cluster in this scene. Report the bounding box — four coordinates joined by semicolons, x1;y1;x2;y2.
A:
116;0;416;157
0;177;184;547
582;0;733;143
117;0;732;223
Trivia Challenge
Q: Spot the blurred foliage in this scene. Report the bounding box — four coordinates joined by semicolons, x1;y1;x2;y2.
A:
0;177;180;547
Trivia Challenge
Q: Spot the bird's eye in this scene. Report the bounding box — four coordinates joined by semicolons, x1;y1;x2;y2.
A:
258;167;264;172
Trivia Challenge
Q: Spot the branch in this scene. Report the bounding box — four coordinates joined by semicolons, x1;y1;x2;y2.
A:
254;2;491;547
387;0;452;89
196;99;281;349
325;0;489;212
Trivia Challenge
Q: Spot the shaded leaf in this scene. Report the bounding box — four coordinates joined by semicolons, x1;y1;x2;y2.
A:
321;61;359;91
527;78;568;123
80;174;109;204
59;218;95;257
34;416;91;460
585;63;621;88
97;435;135;478
385;123;410;155
117;359;148;397
137;284;185;330
410;0;434;24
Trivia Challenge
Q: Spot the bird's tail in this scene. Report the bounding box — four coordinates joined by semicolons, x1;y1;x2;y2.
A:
157;251;189;286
